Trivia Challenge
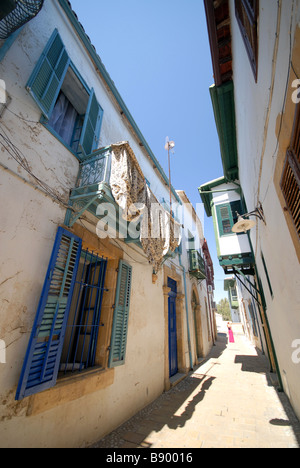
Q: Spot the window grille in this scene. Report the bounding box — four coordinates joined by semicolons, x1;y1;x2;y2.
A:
0;0;44;40
60;249;107;374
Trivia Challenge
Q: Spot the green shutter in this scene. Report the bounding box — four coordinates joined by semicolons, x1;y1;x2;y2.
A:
26;29;70;119
79;88;103;157
216;203;234;236
108;260;132;368
216;201;243;236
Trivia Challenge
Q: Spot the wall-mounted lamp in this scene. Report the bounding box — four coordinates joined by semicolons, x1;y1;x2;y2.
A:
232;203;265;233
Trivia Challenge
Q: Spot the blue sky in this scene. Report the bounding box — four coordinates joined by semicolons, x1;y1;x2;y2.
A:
69;0;226;303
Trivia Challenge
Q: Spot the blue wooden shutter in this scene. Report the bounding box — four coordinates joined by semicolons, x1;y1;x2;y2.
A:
26;29;70;119
108;260;132;368
79;88;103;157
15;227;82;400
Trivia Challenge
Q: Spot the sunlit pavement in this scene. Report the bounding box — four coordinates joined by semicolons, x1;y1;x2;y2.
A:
91;316;300;449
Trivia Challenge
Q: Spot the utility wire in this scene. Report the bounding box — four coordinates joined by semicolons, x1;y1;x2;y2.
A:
0;122;73;210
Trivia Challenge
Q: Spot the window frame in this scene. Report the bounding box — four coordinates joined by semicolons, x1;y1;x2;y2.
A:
16;228;132;400
27;29;104;161
216;200;243;237
235;0;259;82
60;249;108;374
280;104;300;240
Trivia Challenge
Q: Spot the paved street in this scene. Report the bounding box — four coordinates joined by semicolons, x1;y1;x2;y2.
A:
91;317;300;449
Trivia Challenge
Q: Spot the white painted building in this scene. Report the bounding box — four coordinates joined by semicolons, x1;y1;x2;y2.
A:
201;0;300;420
0;0;215;447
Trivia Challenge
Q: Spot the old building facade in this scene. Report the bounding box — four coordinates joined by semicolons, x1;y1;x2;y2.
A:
0;0;215;447
201;0;300;420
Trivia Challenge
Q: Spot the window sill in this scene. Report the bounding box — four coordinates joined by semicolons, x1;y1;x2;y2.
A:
26;367;114;417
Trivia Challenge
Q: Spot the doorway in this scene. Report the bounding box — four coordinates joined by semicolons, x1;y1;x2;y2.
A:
192;290;201;359
168;277;178;377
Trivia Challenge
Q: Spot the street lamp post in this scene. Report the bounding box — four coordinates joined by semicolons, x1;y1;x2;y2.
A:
165;137;175;218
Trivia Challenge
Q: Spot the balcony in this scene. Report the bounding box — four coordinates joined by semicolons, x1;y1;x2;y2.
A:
65;141;182;274
0;0;44;39
188;250;206;281
65;146;114;229
65;145;143;243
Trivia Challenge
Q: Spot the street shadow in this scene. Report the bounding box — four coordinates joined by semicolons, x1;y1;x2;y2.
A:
117;333;231;446
269;393;300;447
234;354;270;374
165;375;216;430
91;373;217;448
134;374;216;436
234;353;300;447
203;331;228;361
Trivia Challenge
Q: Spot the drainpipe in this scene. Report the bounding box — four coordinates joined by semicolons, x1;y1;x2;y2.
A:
205;280;216;346
179;252;193;372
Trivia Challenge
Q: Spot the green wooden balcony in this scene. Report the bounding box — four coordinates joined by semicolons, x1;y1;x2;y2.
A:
65;145;143;245
188;250;206;280
65;144;181;254
65;146;142;244
65;146;114;228
0;0;44;39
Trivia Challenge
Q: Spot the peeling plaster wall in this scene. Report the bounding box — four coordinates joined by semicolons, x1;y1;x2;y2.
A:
229;0;300;419
0;0;186;448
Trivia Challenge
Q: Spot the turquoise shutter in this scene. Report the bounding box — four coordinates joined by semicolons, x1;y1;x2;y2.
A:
15;227;82;400
216;203;234;236
26;29;70;119
79;88;103;157
108;260;132;368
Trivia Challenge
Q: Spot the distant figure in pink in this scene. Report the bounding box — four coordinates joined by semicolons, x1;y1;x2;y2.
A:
227;322;235;343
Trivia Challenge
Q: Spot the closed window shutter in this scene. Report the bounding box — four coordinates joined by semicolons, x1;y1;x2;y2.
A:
79;88;103;157
281;105;300;238
108;260;132;368
281;151;300;238
216;204;234;236
26;29;70;119
235;0;259;80
15;227;82;400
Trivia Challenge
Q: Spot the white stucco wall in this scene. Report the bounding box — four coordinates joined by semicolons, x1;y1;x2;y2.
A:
229;0;300;418
0;0;186;447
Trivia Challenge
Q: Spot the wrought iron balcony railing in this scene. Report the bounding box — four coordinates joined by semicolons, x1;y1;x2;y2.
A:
188;250;206;281
0;0;44;39
65;146;113;228
76;146;111;189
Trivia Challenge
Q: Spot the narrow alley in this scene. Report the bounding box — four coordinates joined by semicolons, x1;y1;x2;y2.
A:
91;317;300;449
